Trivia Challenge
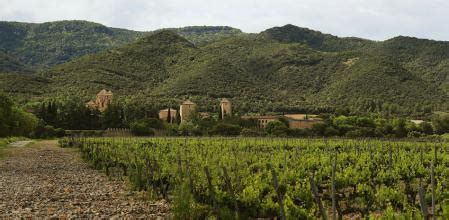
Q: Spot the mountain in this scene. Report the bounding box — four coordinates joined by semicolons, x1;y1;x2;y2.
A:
1;22;449;116
164;26;243;45
260;24;375;52
0;51;32;74
0;21;243;69
0;21;146;68
42;31;196;97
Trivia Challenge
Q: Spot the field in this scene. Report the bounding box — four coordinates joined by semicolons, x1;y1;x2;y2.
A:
60;137;449;219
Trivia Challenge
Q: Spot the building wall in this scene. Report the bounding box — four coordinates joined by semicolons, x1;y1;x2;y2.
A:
221;101;232;118
180;103;196;123
159;109;178;123
257;118;280;128
95;91;113;112
286;119;322;129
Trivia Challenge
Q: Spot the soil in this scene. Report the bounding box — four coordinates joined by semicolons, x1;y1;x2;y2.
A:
0;140;169;219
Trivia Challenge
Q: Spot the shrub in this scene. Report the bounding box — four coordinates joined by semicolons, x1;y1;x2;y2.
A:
130;121;153;136
241;128;263;137
55;128;66;137
164;123;179;136
212;123;241;136
265;121;288;137
178;122;199;136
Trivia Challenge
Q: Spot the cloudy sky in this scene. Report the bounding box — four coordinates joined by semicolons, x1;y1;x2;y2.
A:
1;0;448;41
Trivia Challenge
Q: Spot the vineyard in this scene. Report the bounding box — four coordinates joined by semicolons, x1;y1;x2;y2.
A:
59;137;449;219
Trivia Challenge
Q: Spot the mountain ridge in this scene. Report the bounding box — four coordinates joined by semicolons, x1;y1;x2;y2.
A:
1;20;449;116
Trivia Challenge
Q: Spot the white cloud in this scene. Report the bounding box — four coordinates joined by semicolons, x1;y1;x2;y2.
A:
0;0;448;41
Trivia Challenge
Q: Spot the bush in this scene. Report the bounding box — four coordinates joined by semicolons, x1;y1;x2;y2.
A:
55;128;66;137
32;120;59;138
164;123;179;136
44;125;56;137
420;122;433;135
130;121;153;136
178;122;199;136
241;128;264;137
324;126;339;137
288;128;311;137
432;114;449;134
65;130;104;137
145;118;164;129
408;131;424;138
212;123;241;136
265;121;288;137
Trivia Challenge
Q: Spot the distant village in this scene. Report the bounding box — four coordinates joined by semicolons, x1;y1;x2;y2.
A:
86;89;323;130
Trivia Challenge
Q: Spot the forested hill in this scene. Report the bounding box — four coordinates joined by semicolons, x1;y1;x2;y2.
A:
259;24;375;52
0;51;32;74
0;20;243;69
1;22;449;116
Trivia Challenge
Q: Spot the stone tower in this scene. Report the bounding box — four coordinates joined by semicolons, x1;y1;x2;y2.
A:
220;98;232;119
86;89;113;112
95;89;113;112
180;100;196;123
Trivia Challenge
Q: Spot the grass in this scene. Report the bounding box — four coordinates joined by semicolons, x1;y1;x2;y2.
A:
0;137;27;159
441;133;449;140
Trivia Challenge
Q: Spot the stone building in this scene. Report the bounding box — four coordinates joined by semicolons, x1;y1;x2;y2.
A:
242;114;322;129
220;98;232;118
159;108;178;123
283;114;322;129
180;100;196;123
86;89;113;112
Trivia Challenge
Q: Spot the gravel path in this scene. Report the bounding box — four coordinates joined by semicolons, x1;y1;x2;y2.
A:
0;140;169;219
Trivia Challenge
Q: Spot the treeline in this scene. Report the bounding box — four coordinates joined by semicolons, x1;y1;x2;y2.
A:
5;93;449;139
36;98;449;139
310;115;435;138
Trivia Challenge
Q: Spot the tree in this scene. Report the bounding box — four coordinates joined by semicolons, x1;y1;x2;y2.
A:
392;118;408;138
178;122;199;136
420;122;433;135
0;93;14;137
432;114;449;134
265;121;288;136
167;108;171;123
213;123;241;136
101;102;125;129
0;93;38;137
130;120;154;136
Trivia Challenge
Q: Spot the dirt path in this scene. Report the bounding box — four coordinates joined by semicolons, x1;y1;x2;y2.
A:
0;140;168;219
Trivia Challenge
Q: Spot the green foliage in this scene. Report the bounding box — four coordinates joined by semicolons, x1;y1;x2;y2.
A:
212;123;241;136
432;114;449;134
2;22;449;117
0;51;31;73
265;121;289;136
101;102;125;129
129;121;153;136
260;24;374;52
0;21;242;69
0;92;38;137
65;137;449;218
178;122;200;136
129;118;161;136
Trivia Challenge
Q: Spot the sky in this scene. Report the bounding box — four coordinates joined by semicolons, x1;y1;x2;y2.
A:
1;0;448;41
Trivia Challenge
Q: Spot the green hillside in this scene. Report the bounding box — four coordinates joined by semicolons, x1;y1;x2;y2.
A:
0;51;31;73
260;24;375;52
1;22;449;116
0;21;243;69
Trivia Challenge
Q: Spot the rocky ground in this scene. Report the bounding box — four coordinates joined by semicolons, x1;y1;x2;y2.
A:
0;140;169;219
